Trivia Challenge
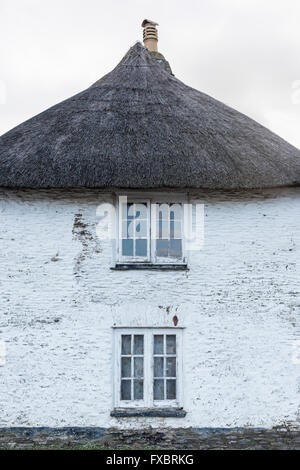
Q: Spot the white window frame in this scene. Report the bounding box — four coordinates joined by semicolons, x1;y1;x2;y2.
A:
113;328;183;409
118;199;151;263
151;202;184;265
116;193;187;265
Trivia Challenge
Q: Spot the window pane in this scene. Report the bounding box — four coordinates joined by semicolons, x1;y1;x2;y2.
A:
157;215;162;239
122;203;132;220
134;380;144;400
122;239;133;256
154;335;164;355
135;239;147;257
134;357;143;378
166;335;176;354
170;218;175;239
166;380;176;399
133;335;144;355
135;219;147;238
122;220;134;238
156;203;169;220
154;203;183;259
127;203;135;220
135;203;147;220
121;335;131;355
166;357;176;377
175;221;182;238
156;239;169;257
121;380;131;400
170;204;182;220
157;218;169;239
121;357;131;378
171;221;182;239
154;379;164;400
154;357;164;378
169;239;182;258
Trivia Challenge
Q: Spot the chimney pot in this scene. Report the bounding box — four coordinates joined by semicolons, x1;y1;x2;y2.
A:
142;19;159;52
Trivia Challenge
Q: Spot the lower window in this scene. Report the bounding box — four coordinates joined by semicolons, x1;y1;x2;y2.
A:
113;328;183;409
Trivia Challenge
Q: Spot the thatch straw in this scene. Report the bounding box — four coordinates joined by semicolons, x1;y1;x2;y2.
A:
0;42;299;189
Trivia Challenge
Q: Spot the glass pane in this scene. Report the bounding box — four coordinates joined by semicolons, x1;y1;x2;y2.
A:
133;335;144;355
170;204;182;220
134;357;143;378
170;221;182;239
166;335;176;354
121;380;131;400
154;379;164;400
135;203;148;219
156;203;169;220
166;357;176;377
122;239;133;256
154;357;164;378
127;203;135;220
156;239;169;257
135;219;147;238
169;239;182;258
157;218;169;239
121;357;131;378
122;220;134;238
121;335;131;355
135;239;147;257
174;221;182;238
157;215;162;239
154;335;164;355
170;219;174;239
122;203;130;220
166;380;176;399
134;380;143;400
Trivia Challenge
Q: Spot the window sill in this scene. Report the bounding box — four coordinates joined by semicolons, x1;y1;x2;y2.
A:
111;263;188;271
111;408;187;418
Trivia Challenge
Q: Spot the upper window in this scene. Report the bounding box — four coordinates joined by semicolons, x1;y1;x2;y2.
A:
155;203;183;262
118;198;185;264
113;328;183;409
120;202;150;261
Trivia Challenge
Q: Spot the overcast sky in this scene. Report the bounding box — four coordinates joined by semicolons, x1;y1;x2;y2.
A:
0;0;299;148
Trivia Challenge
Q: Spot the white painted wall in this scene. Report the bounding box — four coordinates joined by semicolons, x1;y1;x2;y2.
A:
0;188;299;429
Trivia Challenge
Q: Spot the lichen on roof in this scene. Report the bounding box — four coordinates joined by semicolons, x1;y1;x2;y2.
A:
150;51;173;75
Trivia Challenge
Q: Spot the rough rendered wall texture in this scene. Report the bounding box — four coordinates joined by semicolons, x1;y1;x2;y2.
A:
0;188;299;429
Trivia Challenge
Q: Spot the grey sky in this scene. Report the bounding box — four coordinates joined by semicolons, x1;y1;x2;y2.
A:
1;0;299;148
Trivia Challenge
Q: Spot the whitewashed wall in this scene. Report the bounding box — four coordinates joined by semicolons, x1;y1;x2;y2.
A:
0;188;299;429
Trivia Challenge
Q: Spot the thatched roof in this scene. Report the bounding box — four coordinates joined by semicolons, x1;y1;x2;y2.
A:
0;42;299;189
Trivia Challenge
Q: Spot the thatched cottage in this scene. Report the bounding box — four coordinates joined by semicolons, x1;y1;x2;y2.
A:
0;20;300;431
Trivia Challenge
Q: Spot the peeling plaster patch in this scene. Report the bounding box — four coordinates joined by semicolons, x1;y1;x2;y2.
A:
72;213;102;279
